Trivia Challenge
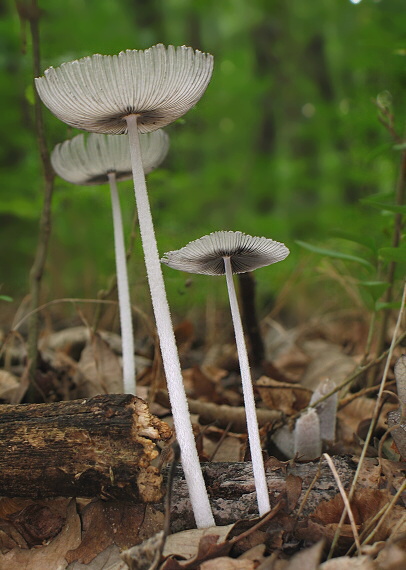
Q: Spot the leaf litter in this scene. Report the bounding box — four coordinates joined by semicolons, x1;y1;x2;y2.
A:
0;302;405;569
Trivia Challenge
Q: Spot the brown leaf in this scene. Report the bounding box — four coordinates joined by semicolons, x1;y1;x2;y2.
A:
256;376;312;415
337;398;396;447
200;558;255;569
285;474;303;512
376;542;406;570
74;332;124;396
8;503;65;548
121;530;165;570
300;340;357;391
320;555;377;569
162;525;234;560
0;498;81;569
66;500;146;565
284;539;324;570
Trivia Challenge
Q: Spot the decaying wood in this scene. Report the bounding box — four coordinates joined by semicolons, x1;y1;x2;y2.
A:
0;394;172;503
160;456;370;532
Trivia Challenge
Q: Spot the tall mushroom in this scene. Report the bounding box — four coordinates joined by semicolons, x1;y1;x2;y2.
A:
161;230;290;516
36;45;215;528
51;130;169;394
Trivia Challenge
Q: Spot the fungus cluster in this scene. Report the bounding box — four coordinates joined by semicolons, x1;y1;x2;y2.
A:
36;44;290;528
36;44;214;529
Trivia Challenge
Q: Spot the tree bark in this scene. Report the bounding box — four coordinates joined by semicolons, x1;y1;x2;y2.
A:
0;394;172;503
162;456;361;532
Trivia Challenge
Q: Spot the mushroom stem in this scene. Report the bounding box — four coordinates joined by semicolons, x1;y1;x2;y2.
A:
125;114;215;528
223;256;270;516
107;172;136;394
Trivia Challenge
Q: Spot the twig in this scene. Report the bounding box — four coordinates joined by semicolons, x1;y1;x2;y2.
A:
323;453;361;555
373;97;406;358
294;457;322;521
15;0;55;396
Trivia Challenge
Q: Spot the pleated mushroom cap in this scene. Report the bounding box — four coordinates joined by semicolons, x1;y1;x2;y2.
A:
35;44;214;135
161;231;290;275
51;130;169;185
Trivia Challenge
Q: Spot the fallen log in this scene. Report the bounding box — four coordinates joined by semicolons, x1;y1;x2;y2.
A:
0;394;172;503
161;455;363;532
0;397;391;534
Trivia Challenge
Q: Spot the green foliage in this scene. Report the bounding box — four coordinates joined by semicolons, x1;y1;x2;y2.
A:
1;0;405;320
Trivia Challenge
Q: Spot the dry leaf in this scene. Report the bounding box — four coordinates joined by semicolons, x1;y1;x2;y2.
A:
162;525;234;559
121;531;165;570
376;542;406;570
320;555;377;569
256;376;312;415
284;539;324;569
0;370;20;402
0;499;81;570
300;340;356;391
67;545;126;570
285;474;303;512
74;332;124;396
200;558;255;569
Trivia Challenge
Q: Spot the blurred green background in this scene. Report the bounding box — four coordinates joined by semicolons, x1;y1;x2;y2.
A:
1;0;405;330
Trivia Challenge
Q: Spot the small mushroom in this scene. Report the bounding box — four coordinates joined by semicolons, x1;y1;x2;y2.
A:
36;45;215;528
51;130;169;394
309;378;338;444
162;230;290;516
294;408;322;461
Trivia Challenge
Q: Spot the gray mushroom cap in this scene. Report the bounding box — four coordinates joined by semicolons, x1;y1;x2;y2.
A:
161;231;290;275
35;44;214;135
51;130;169;185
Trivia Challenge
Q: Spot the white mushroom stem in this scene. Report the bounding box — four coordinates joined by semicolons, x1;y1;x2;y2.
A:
223;256;270;516
107;172;136;394
125;114;215;529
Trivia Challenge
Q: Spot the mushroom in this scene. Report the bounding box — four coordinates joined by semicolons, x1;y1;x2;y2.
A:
309;378;338;444
36;45;215;528
294;408;322;461
51;130;169;394
161;230;290;516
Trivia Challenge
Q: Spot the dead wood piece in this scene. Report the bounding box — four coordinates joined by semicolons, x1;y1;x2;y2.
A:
0;394;172;503
160;456;366;532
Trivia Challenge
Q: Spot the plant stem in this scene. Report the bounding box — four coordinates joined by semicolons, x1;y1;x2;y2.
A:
21;0;55;398
375;147;406;357
224;256;270;516
125;114;215;529
108;172;136;394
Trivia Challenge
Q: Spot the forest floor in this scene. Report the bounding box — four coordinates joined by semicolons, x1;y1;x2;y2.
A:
0;305;405;569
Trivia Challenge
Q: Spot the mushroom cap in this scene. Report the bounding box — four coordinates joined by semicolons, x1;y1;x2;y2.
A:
161;231;290;275
35;44;214;134
51;130;169;186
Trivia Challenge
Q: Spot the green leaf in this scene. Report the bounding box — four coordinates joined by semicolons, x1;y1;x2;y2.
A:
393;142;406;151
360;191;395;204
296;241;374;269
359;281;390;302
329;229;377;252
378;247;406;263
361;201;406;215
0;295;13;302
375;300;403;311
